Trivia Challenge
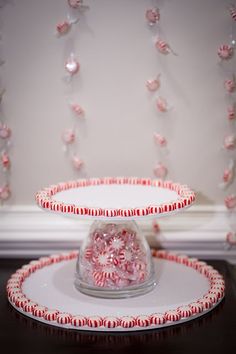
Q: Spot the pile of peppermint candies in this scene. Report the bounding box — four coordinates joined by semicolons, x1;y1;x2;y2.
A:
78;222;151;289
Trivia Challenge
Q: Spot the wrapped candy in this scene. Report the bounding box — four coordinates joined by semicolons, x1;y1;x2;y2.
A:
155;39;171;55
67;0;89;10
153;163;168;179
0;184;11;201
62;129;75;144
224;134;236;150
219;160;234;189
225;194;236;209
65;54;80;75
146;74;161;92
153;133;167;147
229;5;236;21
56;17;79;36
0;123;11;139
156;97;168;112
145;8;160;26
226;231;236;245
71;103;84;117
227;105;235;120
217;44;233;60
72;155;84;170
1;151;10;170
224;78;235;93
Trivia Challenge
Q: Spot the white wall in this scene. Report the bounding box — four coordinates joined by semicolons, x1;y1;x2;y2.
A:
1;0;235;205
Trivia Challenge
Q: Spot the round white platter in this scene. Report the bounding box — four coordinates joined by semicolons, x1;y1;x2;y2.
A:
7;251;224;332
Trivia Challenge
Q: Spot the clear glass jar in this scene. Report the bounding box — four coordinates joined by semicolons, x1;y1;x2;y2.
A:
75;220;156;298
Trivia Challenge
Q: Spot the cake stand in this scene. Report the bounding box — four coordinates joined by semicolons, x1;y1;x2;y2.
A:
6;177;225;332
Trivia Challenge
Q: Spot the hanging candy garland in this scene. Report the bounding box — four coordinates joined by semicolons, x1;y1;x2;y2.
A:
218;4;236;248
0;6;11;204
145;3;176;182
56;0;89;172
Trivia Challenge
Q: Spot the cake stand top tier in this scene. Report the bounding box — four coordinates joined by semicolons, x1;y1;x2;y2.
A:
36;177;195;220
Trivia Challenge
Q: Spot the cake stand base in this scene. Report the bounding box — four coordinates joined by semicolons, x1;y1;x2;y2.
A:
6;250;225;332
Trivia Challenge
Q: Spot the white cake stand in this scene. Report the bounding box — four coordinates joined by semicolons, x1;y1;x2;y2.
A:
6;177;225;331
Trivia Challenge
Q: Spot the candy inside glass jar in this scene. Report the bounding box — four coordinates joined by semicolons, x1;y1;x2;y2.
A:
75;220;156;298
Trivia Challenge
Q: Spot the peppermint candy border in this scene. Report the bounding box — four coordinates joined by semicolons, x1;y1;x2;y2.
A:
35;177;195;218
6;250;224;331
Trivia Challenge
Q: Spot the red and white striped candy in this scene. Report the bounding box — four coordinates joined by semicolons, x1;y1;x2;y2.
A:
145;8;160;25
227;105;235;120
71;315;87;327
50;254;62;263
74;206;87;215
176;255;189;265
136;315;150;327
218;44;233;60
149;313;166;325
224;134;236;149
204;293;218;304
209;288;224;299
156;96;168;112
62;129;75;144
226;231;236;245
134;207;148;216
56;21;71;35
154;163;168;179
177;306;192;318
108;235;125;251
148;205;162;214
65;56;80;75
224;79;235;93
154;133;167;147
103;208;118;217
194;261;207;271
146;76;160;91
15;296;29;308
120;316;136;328
189;302;203;314
57;313;72;325
7;287;22;297
119;208;134;217
44;309;59;321
197;298;212;310
38;257;52;267
165;310;181;322
88;207;102;216
29;260;42;271
225;194;236;209
87;316;103;328
84;247;93;260
229;6;236;21
33;306;47;317
155;39;170;54
68;0;83;9
23;301;38;313
119;249;133;263
95;251;112;266
103;316;120;328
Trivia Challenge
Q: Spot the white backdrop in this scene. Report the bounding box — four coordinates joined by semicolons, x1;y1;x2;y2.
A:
1;0;235;205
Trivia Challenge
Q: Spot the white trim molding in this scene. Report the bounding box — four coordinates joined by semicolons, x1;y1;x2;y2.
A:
0;205;236;263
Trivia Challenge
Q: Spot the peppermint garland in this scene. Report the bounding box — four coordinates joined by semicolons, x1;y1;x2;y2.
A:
56;0;89;173
218;4;236;247
0;4;11;204
144;4;176;181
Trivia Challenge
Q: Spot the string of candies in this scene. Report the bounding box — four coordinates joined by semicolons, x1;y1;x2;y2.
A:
145;4;176;232
145;4;176;181
218;4;236;248
57;0;89;172
0;5;11;204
